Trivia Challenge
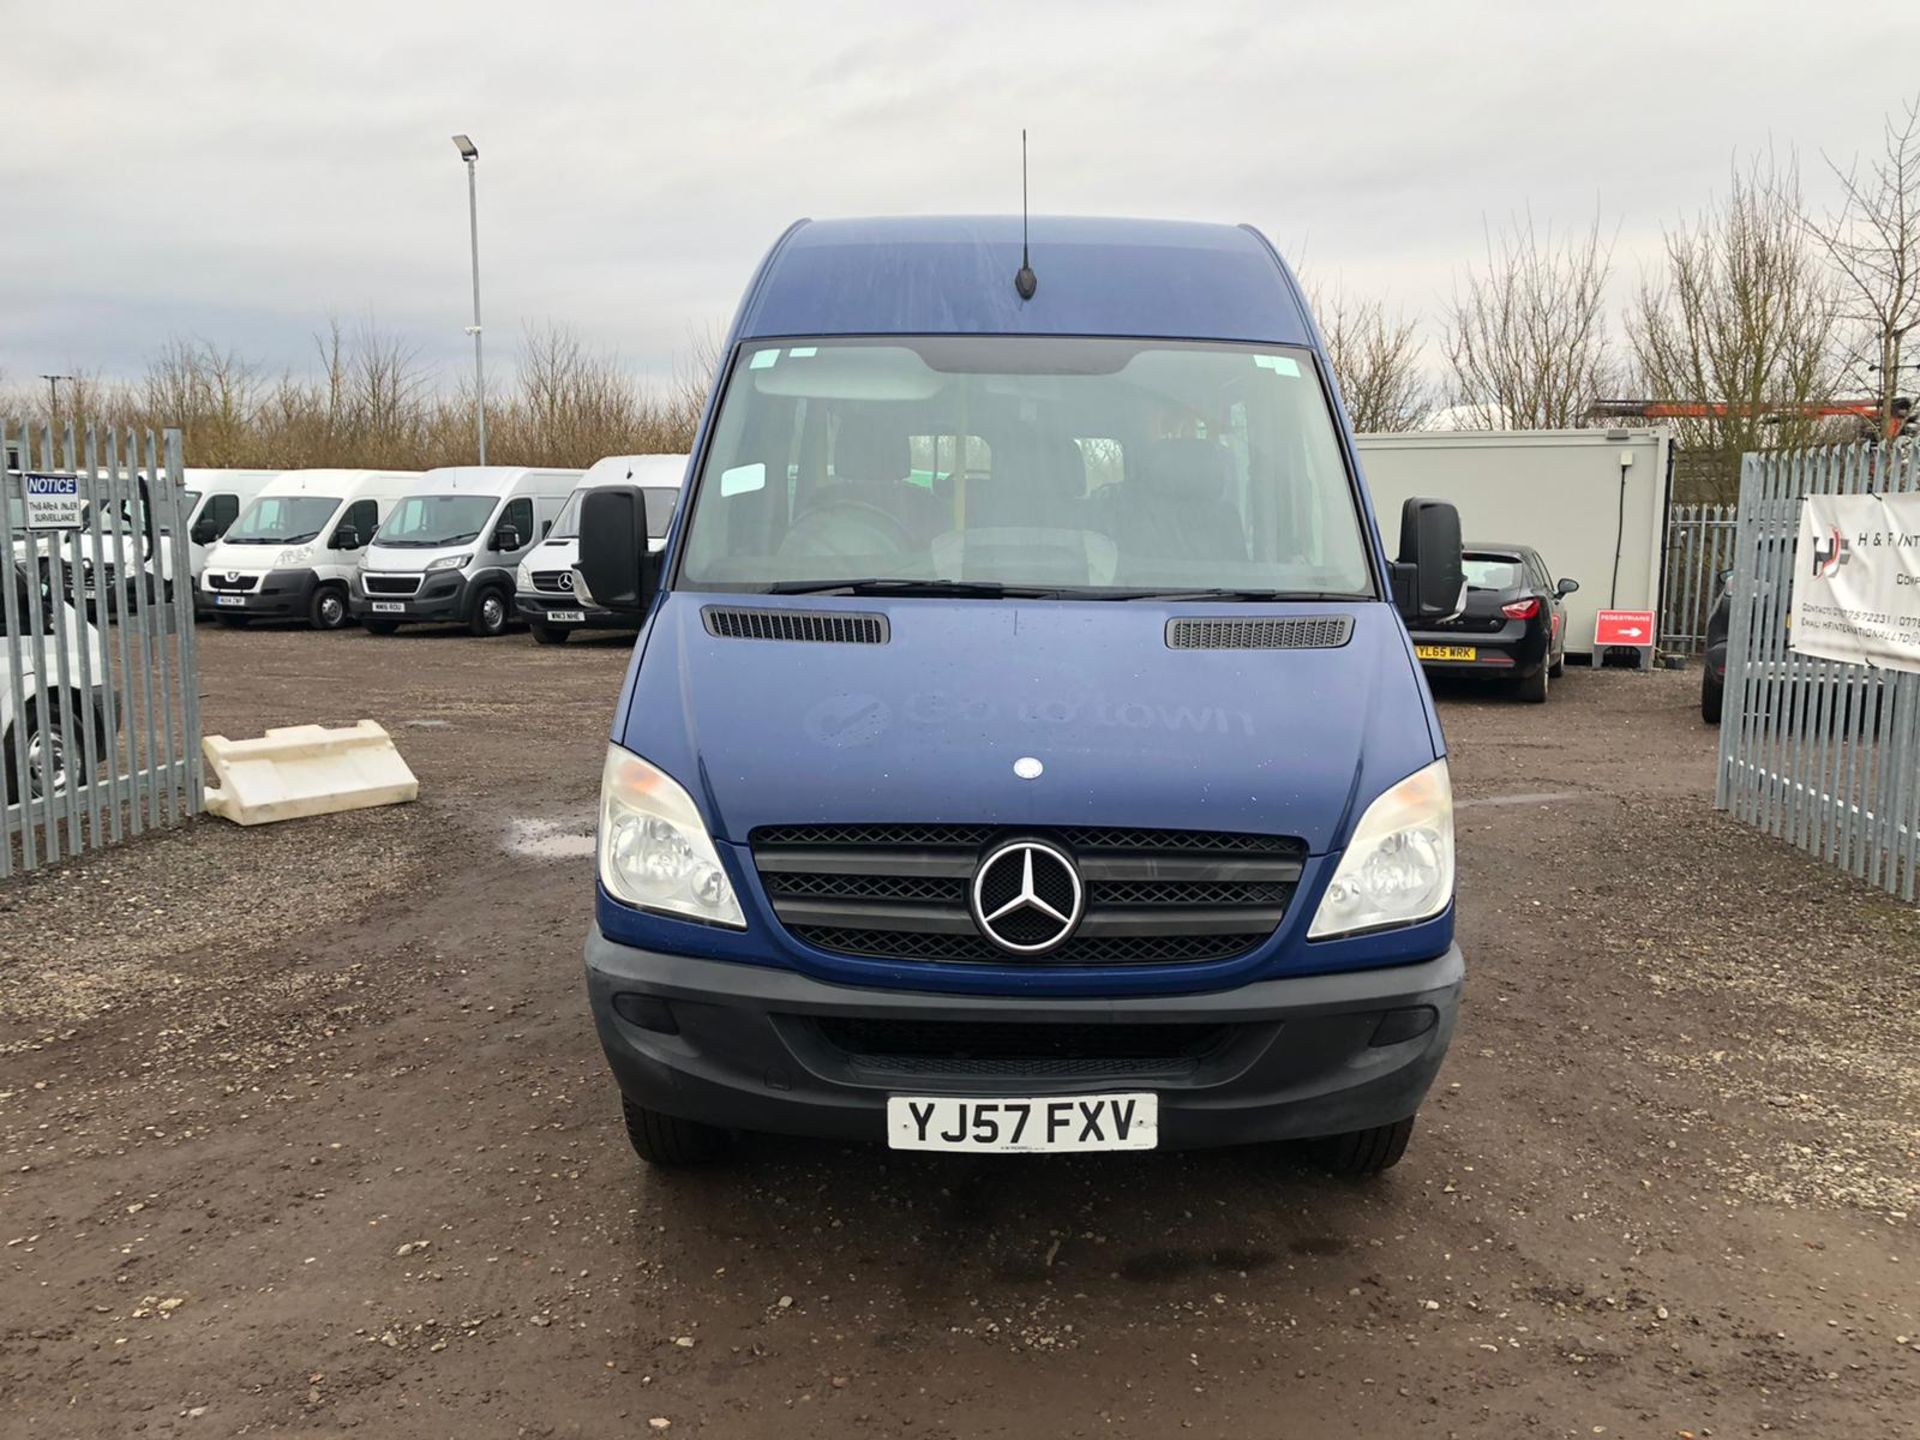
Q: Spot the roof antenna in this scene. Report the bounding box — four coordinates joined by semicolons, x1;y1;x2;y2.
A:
1014;129;1037;300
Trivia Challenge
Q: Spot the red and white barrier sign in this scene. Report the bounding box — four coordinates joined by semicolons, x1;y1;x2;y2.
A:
1594;609;1656;647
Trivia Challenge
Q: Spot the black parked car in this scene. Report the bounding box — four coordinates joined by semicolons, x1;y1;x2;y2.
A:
1701;579;1731;722
1408;543;1578;703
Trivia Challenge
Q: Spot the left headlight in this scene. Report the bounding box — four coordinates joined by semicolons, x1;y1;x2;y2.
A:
1308;758;1454;940
426;553;472;573
598;746;744;928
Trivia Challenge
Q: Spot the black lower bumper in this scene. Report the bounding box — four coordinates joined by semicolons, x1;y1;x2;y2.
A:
350;570;474;624
196;568;317;620
585;928;1463;1149
514;592;632;630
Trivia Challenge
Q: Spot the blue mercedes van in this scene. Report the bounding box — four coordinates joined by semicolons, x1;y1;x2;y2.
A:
577;216;1466;1176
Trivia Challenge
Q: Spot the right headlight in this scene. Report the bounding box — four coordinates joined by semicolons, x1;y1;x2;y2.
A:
597;746;744;928
1308;758;1454;939
515;561;533;590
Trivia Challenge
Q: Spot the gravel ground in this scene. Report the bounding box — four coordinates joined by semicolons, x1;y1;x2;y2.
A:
2;625;1916;1438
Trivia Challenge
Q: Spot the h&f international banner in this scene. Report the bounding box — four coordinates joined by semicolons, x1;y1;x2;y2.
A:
1788;492;1920;674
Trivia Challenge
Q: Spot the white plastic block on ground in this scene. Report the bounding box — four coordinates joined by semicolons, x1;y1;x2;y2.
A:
202;720;418;826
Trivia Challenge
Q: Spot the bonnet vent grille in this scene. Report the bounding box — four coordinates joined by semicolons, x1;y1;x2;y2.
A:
703;607;889;644
1166;615;1355;651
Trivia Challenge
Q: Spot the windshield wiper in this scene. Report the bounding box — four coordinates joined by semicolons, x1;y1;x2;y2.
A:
1093;587;1367;603
764;578;1063;598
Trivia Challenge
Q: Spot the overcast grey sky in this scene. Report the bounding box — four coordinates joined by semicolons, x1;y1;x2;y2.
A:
4;0;1916;393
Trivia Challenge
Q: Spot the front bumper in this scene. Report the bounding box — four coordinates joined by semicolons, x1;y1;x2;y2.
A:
586;927;1463;1149
196;568;317;619
514;591;631;629
350;570;474;624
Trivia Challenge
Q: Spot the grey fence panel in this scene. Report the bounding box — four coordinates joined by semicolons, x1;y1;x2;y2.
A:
3;421;202;877
1714;440;1920;902
1661;503;1739;653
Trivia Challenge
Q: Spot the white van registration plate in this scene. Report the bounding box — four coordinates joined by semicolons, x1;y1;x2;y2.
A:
370;601;405;613
549;609;585;623
216;595;246;608
886;1093;1157;1153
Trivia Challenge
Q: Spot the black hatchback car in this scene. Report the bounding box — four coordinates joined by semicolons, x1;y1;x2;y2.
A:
1407;543;1579;702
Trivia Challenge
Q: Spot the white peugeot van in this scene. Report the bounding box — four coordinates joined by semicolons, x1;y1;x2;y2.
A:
513;454;686;644
198;469;419;629
180;469;281;586
350;466;581;637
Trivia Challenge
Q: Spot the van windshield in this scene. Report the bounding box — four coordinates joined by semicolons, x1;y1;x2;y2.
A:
225;495;340;544
379;495;498;548
677;336;1374;598
553;486;680;541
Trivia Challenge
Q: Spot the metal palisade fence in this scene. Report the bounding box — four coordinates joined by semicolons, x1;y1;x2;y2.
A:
2;422;202;877
1714;442;1919;902
1661;503;1738;654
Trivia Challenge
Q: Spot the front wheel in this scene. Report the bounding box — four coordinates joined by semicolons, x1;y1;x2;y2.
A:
1701;666;1724;724
1313;1115;1415;1177
308;584;350;631
621;1098;729;1167
530;622;568;646
468;587;510;638
4;704;74;806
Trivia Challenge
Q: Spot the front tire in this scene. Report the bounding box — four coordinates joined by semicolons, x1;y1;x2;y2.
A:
621;1098;729;1167
530;622;568;646
308;583;350;631
1314;1115;1415;1177
1517;662;1549;704
4;703;73;806
1701;666;1724;724
468;586;510;638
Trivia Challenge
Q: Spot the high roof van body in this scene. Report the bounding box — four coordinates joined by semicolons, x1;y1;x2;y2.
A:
575;216;1467;1175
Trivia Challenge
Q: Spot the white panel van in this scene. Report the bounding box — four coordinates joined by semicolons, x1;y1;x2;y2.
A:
350;467;581;637
198;470;420;629
513;454;687;644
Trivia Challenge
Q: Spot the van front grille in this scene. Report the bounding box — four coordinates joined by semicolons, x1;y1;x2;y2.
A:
362;573;422;596
532;570;576;594
751;823;1304;967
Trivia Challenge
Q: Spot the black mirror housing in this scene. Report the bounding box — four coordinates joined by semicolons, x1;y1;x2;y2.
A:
492;525;522;553
1391;496;1464;624
576;486;653;613
331;527;361;551
1556;576;1580;597
189;521;218;545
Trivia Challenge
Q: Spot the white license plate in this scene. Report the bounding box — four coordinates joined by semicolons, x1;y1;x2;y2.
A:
548;609;585;623
216;595;246;608
370;601;405;613
886;1093;1158;1153
83;586;97;599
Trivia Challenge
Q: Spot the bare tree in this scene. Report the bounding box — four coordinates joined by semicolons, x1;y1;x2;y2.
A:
1628;155;1840;502
1445;212;1617;428
1310;288;1432;432
1807;94;1920;432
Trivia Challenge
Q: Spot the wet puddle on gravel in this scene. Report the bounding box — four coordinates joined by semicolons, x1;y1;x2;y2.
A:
505;816;595;860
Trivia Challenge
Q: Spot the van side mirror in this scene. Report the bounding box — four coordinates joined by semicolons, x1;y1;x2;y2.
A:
1555;576;1580;597
190;518;220;545
492;524;522;552
576;486;653;613
331;525;362;551
1390;497;1464;624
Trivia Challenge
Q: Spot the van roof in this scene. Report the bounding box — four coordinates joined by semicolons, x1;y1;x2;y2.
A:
738;216;1313;347
256;469;419;495
579;454;689;489
411;466;583;494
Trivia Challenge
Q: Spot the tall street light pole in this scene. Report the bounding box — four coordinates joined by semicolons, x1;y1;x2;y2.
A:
41;373;73;434
452;134;487;464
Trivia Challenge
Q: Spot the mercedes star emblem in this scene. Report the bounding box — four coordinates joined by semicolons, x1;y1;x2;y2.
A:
970;838;1084;955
